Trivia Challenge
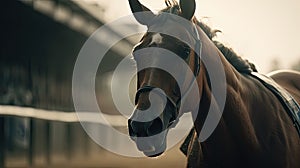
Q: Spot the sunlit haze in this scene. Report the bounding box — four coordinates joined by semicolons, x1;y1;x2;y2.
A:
84;0;300;73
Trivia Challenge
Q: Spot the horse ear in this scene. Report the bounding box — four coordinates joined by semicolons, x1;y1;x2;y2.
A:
128;0;156;25
180;0;196;20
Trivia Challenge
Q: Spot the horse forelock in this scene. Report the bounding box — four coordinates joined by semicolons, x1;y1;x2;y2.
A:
165;0;179;7
161;4;180;15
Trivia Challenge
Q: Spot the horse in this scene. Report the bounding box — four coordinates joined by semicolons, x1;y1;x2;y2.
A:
127;0;300;167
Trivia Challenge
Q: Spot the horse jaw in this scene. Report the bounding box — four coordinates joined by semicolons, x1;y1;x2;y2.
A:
135;130;169;157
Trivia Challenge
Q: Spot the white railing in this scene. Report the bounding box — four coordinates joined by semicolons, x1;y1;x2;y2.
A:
0;105;127;126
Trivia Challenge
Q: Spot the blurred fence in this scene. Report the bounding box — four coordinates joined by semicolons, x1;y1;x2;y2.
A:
0;105;189;167
0;105;128;167
0;1;187;167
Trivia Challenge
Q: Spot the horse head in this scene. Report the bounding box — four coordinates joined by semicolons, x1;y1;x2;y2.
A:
127;0;200;157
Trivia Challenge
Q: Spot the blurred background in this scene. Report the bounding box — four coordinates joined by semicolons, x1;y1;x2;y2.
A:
0;0;299;167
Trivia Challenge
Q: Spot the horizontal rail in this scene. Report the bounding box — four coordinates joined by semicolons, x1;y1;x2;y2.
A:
0;105;127;126
0;105;193;129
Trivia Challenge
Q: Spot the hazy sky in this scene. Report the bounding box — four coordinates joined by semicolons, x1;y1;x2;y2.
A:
86;0;300;73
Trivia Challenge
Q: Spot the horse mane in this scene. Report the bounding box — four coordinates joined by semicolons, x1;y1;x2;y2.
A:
161;3;258;73
195;20;258;73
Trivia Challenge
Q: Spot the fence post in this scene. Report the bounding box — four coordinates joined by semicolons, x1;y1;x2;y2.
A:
0;117;5;168
28;118;34;167
66;123;72;160
46;121;51;165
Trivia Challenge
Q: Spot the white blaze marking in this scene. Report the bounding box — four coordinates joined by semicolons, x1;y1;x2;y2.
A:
149;33;163;45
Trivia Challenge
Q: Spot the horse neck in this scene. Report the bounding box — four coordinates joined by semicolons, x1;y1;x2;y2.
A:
194;35;243;134
193;28;262;161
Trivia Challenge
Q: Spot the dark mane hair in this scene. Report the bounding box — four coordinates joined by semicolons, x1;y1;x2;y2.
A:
161;3;258;73
195;20;258;73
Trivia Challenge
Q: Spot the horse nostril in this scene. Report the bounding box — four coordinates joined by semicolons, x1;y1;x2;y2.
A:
128;118;164;138
128;119;148;137
128;119;136;137
147;117;163;136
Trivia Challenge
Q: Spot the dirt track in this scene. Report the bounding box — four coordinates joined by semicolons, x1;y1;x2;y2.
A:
6;144;186;168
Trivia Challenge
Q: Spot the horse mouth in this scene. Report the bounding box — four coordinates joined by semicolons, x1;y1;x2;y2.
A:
145;151;164;157
134;131;168;157
140;142;166;157
141;140;166;157
129;93;176;157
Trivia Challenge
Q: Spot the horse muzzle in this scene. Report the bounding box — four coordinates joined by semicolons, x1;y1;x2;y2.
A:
128;98;177;156
128;85;179;157
128;110;168;157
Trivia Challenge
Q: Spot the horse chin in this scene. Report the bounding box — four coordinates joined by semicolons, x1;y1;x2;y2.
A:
142;140;166;157
144;151;164;157
135;131;168;157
